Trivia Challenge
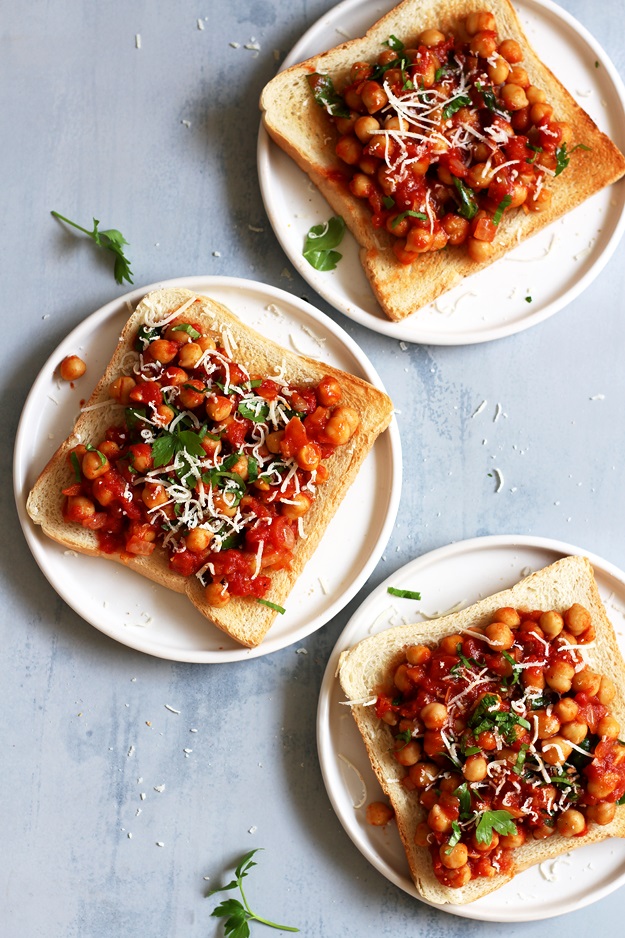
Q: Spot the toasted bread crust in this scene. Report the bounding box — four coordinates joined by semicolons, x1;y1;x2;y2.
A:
26;288;394;647
338;556;625;904
260;0;625;321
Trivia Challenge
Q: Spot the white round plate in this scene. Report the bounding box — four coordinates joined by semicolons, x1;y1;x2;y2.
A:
14;275;401;663
258;0;625;345
317;534;625;921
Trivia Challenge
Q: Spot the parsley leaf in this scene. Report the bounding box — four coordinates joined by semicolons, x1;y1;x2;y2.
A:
151;428;208;484
446;820;462;851
306;73;350;118
303;216;346;271
51;211;133;284
207;849;298;934
238;400;270;423
171;323;201;339
387;587;421;600
390;210;428;228
475;809;517;845
454;782;473;818
383;34;404;52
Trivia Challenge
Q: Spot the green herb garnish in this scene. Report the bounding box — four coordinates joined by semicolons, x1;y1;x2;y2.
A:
171;323;201;340
306;73;350;118
85;443;106;466
383;34;404;52
512;743;529;775
237;400;270;423
387;587;421;600
442;94;472;119
256;599;286;615
554;142;592;176
207;848;299;935
453;177;478;220
475;809;517;845
475;81;499;113
390;210;428;228
454;782;473;818
446;820;462;852
394;729;413;751
382;195;396;209
51;211;133;284
303;216;345;271
70;451;81;482
525;296;532;303
492;194;512;225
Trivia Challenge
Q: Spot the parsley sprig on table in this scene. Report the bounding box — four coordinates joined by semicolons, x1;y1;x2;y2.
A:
51;210;133;284
207;849;299;936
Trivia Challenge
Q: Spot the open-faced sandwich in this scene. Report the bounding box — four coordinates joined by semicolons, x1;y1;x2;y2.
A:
338;555;625;904
260;0;625;321
26;288;394;647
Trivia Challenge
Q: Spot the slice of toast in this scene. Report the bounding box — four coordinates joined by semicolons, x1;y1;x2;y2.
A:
338;555;625;904
26;288;394;647
260;0;625;321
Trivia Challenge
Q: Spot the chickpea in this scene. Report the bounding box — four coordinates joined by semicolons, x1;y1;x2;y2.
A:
500;828;526;849
60;355;87;381
545;660;575;694
477;730;498;750
423;729;445;758
366;802;394;826
470;30;498;59
421;702;448;730
109;375;136;404
186;527;211;553
439;773;463;794
406;644;431;666
508;65;530;89
178;379;205;409
361;80;388;114
533;823;555;840
501;83;529;111
560;721;587;745
484;621;514;650
349;173;372;199
539;610;564;639
394;663;413;694
487;55;510;85
395;740;422;767
414;822;432;847
213;491;238;518
66;494;95;521
491;607;520;629
147;339;178;364
440;842;468;870
281;492;312;520
205;581;230;607
499;38;523;63
428;804;452;834
467;236;495;262
598;676;616;706
441;213;469;246
227;455;249;480
205;394;233;423
586;802;616;826
324;406;359;445
81;449;110;480
529;102;554;126
534;709;560;739
418;27;446;46
154;404;175;426
463;754;487;782
99;440;121;461
177;342;204;369
446;865;472;888
526;85;546;105
354;115;380;144
472;829;499;854
296;442;321;472
142;483;169;510
466;162;496;190
465;11;496;35
572;668;601;696
597;715;620;739
564;603;592;636
439;634;465;656
408;761;438;788
527;187;552;213
265;430;284;454
336;135;363;166
557;808;586;837
350;61;373;82
522;666;545;690
587;773;618;799
553;697;579;723
381;711;398;726
162;366;188;386
406;227;434;253
541;735;573;765
197;334;216;352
